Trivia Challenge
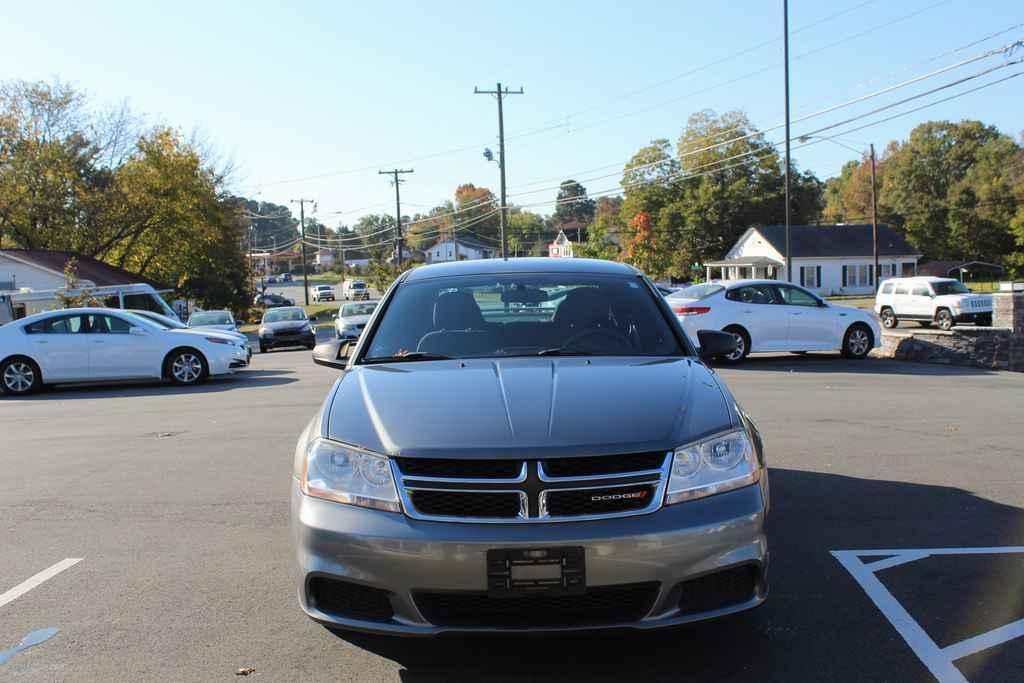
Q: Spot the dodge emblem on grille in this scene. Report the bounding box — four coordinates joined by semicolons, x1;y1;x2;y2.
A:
591;490;648;502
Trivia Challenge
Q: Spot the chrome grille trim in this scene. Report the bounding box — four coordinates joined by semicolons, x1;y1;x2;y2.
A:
391;453;674;524
397;460;528;485
538;478;665;520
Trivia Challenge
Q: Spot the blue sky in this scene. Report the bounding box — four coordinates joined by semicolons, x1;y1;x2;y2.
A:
3;0;1021;228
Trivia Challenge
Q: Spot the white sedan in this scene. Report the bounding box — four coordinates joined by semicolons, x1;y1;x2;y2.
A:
0;307;246;395
666;280;881;363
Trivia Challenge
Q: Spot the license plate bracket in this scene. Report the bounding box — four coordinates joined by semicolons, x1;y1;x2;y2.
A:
487;547;585;597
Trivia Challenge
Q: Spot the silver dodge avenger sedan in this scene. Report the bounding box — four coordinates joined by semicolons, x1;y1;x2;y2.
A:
292;258;768;635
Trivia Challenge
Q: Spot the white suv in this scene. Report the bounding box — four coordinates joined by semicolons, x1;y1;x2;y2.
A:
310;284;336;302
874;277;993;331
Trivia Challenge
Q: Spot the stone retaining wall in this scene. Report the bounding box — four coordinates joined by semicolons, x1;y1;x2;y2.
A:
872;292;1024;372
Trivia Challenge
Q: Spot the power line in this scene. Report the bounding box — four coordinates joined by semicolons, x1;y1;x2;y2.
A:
513;67;1024;213
506;39;1023;199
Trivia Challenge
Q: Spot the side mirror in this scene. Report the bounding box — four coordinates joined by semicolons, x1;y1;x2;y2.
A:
312;339;352;370
696;329;737;361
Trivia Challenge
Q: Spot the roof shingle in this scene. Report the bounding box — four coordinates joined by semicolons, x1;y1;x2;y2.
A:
754;224;919;258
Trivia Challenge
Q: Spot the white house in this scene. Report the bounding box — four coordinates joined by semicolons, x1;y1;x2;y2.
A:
1;249;166;292
424;236;496;263
704;224;922;295
548;230;574;258
314;249;335;271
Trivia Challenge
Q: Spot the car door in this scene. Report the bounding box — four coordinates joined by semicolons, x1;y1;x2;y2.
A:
23;314;90;381
906;284;934;319
724;284;789;351
83;313;163;379
775;285;837;350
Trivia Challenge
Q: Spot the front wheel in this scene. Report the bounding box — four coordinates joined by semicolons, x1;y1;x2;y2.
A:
1;357;42;395
166;349;207;385
718;326;750;364
880;308;898;329
936;309;954;331
841;324;873;359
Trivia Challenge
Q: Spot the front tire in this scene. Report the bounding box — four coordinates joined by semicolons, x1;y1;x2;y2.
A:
165;349;208;385
259;342;268;354
1;356;42;395
841;324;873;359
719;326;750;364
880;307;898;329
936;309;954;331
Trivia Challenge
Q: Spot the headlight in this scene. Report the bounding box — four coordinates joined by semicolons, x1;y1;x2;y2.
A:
301;438;400;512
259;327;273;336
665;429;760;504
205;336;231;345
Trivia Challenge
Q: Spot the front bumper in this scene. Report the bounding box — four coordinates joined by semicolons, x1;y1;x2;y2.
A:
953;310;992;324
261;332;316;349
291;479;768;635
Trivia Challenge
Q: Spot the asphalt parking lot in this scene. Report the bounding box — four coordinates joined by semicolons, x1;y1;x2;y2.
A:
2;350;1023;682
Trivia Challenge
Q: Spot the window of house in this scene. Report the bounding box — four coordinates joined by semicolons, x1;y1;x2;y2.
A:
800;266;819;288
847;264;871;287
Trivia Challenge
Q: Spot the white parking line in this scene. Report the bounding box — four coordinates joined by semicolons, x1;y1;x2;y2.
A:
833;547;1024;683
0;558;83;609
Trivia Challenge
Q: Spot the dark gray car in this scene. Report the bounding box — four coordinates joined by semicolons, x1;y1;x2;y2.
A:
292;258;768;635
259;306;315;353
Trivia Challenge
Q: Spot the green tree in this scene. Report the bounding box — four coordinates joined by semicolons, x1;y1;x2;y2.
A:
881;120;1015;260
553;179;596;231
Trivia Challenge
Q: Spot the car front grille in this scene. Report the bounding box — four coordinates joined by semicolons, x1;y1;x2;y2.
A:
394;452;670;523
408;489;524;519
395;457;524;480
413;582;660;628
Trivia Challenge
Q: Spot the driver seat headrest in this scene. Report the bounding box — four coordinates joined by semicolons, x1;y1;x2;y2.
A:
433;291;485;330
553;287;608;328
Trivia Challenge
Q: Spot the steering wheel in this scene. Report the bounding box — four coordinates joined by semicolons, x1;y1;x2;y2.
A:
562;326;633;353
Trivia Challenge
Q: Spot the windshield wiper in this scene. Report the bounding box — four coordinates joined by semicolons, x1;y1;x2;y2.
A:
536;348;593;356
362;352;453;364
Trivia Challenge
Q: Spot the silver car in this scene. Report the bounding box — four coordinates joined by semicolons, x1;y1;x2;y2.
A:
334;301;377;341
292;258;768;635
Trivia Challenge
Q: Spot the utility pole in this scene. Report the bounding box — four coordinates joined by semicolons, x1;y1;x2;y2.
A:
782;0;793;282
379;168;413;269
475;82;523;260
290;198;315;305
870;143;879;291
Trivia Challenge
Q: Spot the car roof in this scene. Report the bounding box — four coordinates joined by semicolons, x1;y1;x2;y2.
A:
265;306;304;313
11;306;139;324
889;276;955;283
403;257;640;282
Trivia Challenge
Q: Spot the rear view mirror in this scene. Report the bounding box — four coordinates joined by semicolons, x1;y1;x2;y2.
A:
696;329;737;361
312;339;352;370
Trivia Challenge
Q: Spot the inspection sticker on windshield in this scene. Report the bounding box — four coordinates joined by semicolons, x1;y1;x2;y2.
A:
833;547;1024;683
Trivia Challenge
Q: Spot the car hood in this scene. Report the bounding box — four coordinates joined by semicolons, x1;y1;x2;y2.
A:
326;357;736;459
263;320;310;332
169;329;240;343
190;323;236;332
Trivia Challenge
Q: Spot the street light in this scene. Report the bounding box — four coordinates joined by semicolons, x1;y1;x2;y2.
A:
798;135;880;292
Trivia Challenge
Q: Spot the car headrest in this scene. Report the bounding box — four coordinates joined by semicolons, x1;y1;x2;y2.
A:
553;287;608;328
433;292;485;330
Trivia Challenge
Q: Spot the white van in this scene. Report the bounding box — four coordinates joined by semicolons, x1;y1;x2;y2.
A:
5;283;180;322
874;277;992;330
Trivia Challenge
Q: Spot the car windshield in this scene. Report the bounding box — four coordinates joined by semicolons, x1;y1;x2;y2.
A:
189;311;232;325
361;273;685;362
263;308;307;323
341;302;376;317
132;311;186;329
670;283;725;300
351;282;366;289
933;281;972;295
